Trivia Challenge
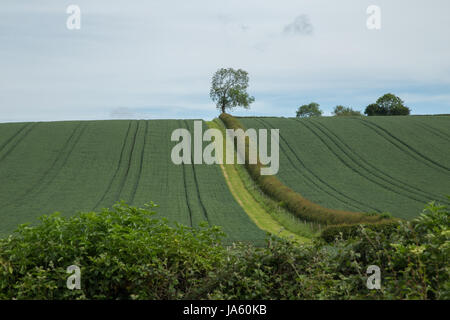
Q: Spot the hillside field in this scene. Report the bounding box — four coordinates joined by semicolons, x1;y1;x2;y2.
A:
239;115;450;219
0;119;266;244
1;116;449;240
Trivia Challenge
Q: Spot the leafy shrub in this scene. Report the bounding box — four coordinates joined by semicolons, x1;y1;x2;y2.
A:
333;105;362;116
209;201;449;300
320;220;399;243
0;202;226;300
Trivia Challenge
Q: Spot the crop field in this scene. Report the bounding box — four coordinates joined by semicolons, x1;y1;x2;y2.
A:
1;116;448;239
0;120;266;244
239;116;450;220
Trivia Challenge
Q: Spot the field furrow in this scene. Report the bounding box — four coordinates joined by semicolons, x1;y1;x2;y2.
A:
239;116;450;219
115;120;141;201
299;118;424;209
0;123;29;155
4;122;87;206
93;121;133;210
184;120;210;225
310;119;449;204
181;161;194;227
0;120;269;244
412;120;450;143
307;119;441;204
0;123;37;163
359;118;450;174
129;121;149;205
256;118;374;212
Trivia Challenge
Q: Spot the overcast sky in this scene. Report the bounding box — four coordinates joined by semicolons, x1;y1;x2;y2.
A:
1;0;449;122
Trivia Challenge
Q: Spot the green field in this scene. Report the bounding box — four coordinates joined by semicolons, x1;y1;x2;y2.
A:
1;116;449;239
0;119;266;243
239;116;450;219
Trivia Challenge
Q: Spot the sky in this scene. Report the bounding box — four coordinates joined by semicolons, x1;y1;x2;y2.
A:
1;0;449;122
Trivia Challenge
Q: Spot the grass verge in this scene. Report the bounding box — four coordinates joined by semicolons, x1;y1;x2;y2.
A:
207;119;315;242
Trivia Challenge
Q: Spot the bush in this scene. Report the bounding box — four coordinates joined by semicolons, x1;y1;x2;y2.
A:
333;106;362;117
0;202;227;300
320;220;400;243
211;201;449;300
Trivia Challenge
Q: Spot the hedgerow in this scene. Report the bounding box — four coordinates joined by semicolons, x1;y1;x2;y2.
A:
320;220;400;243
0;201;448;299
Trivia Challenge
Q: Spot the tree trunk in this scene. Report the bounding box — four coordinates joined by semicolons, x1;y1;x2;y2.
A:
221;105;225;114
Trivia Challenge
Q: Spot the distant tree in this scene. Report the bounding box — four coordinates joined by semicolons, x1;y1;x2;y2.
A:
332;105;362;116
296;102;323;118
364;93;410;116
210;68;255;114
377;93;411;115
364;103;387;116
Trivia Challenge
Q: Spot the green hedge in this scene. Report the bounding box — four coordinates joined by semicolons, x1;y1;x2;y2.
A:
219;113;390;226
0;201;448;299
320;220;400;243
0;202;226;300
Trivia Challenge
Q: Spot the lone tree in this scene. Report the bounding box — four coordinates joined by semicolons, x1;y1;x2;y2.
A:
332;105;362;116
210;68;255;114
296;102;322;118
364;93;411;116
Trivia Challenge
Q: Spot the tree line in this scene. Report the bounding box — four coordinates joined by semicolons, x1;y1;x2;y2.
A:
296;93;411;118
208;67;411;117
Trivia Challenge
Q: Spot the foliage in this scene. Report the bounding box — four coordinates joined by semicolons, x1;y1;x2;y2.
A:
320;220;399;243
0;201;447;300
0;202;227;300
364;103;388;116
365;93;411;116
296;102;323;118
333;105;362;117
209;68;255;114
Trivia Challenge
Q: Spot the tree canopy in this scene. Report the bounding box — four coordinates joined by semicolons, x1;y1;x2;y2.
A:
296;102;323;118
332;105;362;116
365;93;411;116
210;68;255;114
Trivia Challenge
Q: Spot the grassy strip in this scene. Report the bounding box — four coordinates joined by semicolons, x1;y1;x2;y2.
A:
219;113;393;226
231;156;318;239
207;120;313;242
215;118;318;237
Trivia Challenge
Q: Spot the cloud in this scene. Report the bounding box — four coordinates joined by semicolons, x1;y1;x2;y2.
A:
283;14;313;36
110;107;136;119
217;14;233;25
240;24;250;32
0;0;449;122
